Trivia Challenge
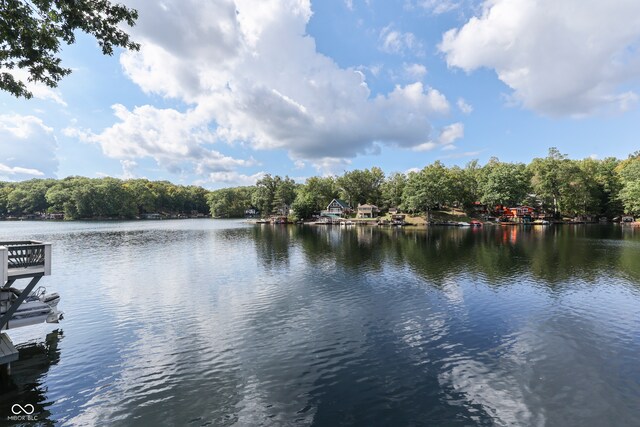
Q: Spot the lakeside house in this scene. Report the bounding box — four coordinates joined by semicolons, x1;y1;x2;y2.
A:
321;199;352;218
357;204;379;218
495;205;535;223
389;207;399;215
245;206;260;218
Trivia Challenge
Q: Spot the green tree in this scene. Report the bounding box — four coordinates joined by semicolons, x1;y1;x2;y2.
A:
595;157;623;218
123;179;158;214
304;176;339;211
380;172;406;210
5;178;53;213
253;174;280;216
1;0;139;98
401;161;452;221
479;159;531;208
617;156;640;215
207;187;254;218
291;176;339;219
0;183;12;215
273;176;297;214
291;189;317;220
336;167;385;208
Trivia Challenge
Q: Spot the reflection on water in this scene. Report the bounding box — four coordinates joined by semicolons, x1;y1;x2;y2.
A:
0;220;639;426
0;330;63;425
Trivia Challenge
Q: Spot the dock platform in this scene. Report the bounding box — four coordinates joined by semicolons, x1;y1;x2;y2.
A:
0;333;18;366
1;241;53;374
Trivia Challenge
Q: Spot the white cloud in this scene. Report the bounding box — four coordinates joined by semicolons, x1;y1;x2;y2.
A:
406;0;460;15
440;0;640;116
78;0;451;177
66;104;253;175
0;114;57;180
344;0;354;10
199;171;266;187
308;157;352;175
0;164;44;177
379;25;423;56
412;141;437;152
1;68;67;106
457;98;473;114
412;122;464;152
404;63;428;80
120;160;138;179
438;122;464;145
440;150;482;159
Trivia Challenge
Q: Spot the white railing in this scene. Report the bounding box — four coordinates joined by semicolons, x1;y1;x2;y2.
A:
0;241;51;281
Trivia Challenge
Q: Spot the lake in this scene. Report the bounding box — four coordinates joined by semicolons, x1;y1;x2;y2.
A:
1;220;639;426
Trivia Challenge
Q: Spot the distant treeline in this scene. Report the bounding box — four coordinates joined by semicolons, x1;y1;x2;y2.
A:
209;148;640;219
2;148;639;220
0;177;210;219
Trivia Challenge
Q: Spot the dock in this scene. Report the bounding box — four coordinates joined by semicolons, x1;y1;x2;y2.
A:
0;240;52;376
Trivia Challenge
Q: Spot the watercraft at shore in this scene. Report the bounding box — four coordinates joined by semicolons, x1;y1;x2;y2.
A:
0;287;63;330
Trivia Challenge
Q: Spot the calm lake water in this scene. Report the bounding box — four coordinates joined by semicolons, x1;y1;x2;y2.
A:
1;220;639;426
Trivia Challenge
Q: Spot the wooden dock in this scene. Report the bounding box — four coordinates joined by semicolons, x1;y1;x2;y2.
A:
1;240;53;375
0;333;18;374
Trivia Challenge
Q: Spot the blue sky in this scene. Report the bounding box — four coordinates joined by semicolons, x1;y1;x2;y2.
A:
2;0;640;188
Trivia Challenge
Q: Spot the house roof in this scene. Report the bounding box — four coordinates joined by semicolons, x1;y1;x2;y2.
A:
358;204;379;209
329;199;351;209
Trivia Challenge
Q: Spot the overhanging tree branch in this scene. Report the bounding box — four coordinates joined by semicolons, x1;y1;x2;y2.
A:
0;0;139;98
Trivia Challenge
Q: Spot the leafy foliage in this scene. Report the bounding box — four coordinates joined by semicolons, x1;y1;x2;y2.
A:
1;0;139;98
0;177;209;219
617;156;640;215
336;167;385;208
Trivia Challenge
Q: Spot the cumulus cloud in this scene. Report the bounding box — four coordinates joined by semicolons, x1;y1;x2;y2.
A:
412;141;437;152
457;98;473;114
440;0;640;116
79;0;450;176
412;122;464;152
198;171;266;187
404;63;428;80
0;114;58;180
65;104;254;175
438;122;464;145
379;25;423;56
301;156;351;175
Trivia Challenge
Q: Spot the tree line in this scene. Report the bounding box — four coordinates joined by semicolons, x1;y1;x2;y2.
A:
2;148;639;220
0;177;209;219
208;148;640;219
